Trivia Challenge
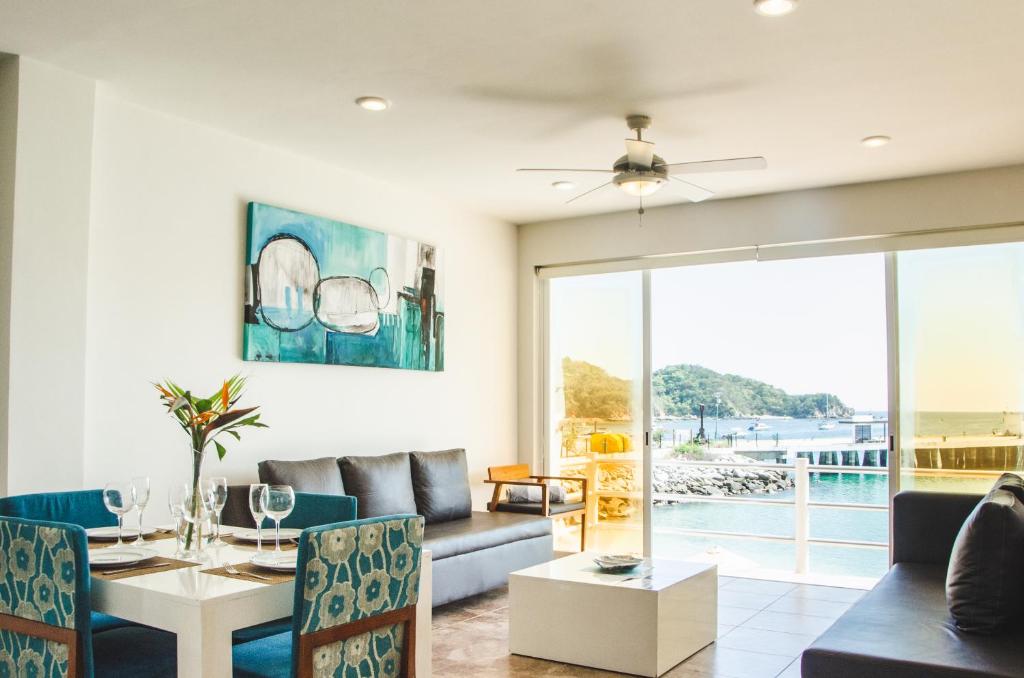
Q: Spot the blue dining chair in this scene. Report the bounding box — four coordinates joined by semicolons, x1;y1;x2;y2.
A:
232;514;423;678
0;490;140;635
230;492;359;645
0;515;177;677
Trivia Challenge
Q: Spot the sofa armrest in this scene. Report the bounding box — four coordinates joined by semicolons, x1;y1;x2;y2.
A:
892;490;982;566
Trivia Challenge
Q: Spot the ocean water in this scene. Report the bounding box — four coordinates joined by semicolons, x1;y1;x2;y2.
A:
652;456;996;579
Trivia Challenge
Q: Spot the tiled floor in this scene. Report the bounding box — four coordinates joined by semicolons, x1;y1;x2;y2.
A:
432;576;865;677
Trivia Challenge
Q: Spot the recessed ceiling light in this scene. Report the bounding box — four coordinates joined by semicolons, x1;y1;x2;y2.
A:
355;96;390;111
551;181;577;191
753;0;798;16
861;135;892;148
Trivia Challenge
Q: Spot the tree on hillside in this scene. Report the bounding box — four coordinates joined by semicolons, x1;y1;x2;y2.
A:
561;357;633;420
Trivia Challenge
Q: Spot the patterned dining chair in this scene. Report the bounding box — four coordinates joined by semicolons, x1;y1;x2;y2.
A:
232;514;424;678
0;515;177;677
0;490;135;635
227;492;359;645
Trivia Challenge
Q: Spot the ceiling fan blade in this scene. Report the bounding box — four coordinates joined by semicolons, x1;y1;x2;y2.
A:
660;156;767;174
671;177;715;203
625;139;655;169
516;168;614;173
566;181;613;204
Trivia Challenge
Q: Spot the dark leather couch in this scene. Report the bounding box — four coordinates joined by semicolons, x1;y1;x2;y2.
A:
802;491;1024;678
252;449;554;607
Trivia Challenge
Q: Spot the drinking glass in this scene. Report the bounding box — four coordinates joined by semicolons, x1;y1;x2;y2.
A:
167;488;186;557
248;484;268;552
178;485;211;557
205;476;229;546
260;485;295;553
102;482;137;548
131;476;151;546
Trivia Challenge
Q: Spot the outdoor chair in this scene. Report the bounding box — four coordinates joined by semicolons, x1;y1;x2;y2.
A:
231;514;424;677
485;464;588;551
0;514;177;677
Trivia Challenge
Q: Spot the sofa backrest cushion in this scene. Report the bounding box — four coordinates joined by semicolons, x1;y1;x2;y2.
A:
258;457;345;495
410;449;473;524
338;452;418;518
945;487;1024;633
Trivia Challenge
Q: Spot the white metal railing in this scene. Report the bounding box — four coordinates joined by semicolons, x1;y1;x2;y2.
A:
652;458;890;574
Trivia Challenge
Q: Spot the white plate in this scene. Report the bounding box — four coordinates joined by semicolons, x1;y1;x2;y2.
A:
89;547;159;568
86;526;158;541
250;551;298;572
232;528;301;543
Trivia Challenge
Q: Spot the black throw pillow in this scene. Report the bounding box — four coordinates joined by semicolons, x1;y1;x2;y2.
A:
946;488;1024;633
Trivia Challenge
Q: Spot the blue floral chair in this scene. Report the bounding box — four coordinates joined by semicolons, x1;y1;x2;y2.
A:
0;490;140;635
0;515;177;677
232;514;424;678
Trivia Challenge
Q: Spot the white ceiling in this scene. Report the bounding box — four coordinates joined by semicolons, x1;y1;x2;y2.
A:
1;0;1022;224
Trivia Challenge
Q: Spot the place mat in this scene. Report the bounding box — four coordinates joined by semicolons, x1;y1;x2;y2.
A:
91;556;196;581
222;535;298;551
87;531;177;549
202;562;295;585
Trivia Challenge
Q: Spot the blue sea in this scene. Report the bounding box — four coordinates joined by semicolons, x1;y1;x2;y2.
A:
650;413;1014;578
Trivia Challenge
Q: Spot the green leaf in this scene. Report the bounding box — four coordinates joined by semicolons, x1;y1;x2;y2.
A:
226;430;241;441
194;398;213;414
214;440;227;461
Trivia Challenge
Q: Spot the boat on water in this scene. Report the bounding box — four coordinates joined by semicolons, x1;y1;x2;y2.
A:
818;394;838;430
748;421;771;431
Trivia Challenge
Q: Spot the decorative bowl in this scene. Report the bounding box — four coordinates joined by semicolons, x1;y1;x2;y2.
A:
593;554;644;574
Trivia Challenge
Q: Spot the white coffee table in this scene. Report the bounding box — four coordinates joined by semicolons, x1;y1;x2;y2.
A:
509;553;716;677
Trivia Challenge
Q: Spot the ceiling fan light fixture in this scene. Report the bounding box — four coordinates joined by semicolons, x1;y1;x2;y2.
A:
551;181;576;191
355;96;390;111
614;173;666;197
753;0;798;16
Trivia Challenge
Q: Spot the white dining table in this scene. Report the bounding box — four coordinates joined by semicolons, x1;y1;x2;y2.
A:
89;532;432;678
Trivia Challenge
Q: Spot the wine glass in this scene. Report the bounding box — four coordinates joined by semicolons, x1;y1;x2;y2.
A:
205;477;229;546
102;482;137;548
260;485;295;553
167;487;187;556
131;476;151;546
178;485;211;556
248;484;268;552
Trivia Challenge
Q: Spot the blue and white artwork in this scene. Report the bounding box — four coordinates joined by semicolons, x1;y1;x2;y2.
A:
243;202;444;370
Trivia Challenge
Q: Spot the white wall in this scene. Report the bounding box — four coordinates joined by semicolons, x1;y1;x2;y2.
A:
0;55;16;494
1;57;94;495
517;165;1024;467
84;90;517;516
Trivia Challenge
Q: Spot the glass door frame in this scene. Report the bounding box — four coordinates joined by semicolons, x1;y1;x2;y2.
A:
539;225;1024;562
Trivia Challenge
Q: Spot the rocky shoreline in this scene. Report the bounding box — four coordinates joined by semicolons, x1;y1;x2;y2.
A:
653;455;793;501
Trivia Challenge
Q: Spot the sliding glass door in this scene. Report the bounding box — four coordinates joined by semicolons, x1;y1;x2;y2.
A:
896;242;1024;493
547;271;646;553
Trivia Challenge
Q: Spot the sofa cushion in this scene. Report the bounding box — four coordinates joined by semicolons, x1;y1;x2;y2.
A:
945;487;1024;633
495;501;585;516
258;457;345;495
803;563;1024;678
409;449;473;524
423;511;552;561
338;452;418;518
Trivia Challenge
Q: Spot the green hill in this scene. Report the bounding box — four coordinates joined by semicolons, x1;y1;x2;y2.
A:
560;358;852;420
653;363;853;418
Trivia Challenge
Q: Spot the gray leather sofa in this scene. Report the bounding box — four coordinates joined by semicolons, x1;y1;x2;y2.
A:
255;449;554;607
802;491;1024;678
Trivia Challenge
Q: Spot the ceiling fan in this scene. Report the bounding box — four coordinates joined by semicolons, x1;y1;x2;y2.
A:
517;114;767;209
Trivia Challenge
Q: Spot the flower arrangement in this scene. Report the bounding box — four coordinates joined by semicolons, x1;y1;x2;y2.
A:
155;375;267;548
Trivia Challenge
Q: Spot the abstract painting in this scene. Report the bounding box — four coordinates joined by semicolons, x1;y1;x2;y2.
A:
243;202;444;370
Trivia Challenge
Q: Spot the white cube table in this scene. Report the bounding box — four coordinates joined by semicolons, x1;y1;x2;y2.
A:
510;553;716;677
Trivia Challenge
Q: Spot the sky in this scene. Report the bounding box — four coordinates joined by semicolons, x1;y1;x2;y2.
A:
550;253;889;412
652;254;888;411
